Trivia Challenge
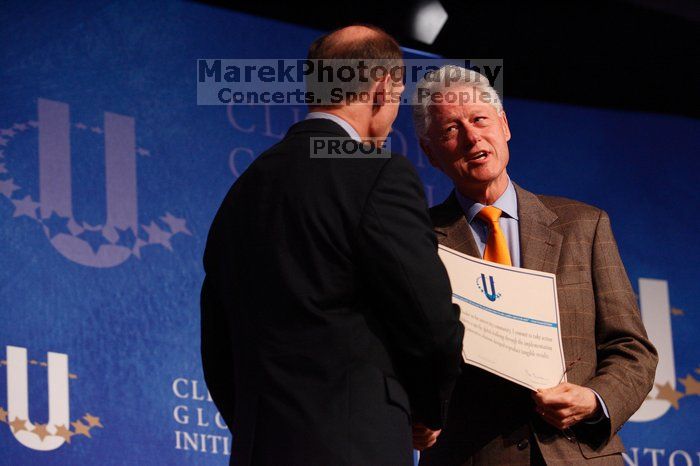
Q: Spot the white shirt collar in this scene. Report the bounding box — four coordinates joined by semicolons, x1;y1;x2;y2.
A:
305;112;362;142
455;177;519;223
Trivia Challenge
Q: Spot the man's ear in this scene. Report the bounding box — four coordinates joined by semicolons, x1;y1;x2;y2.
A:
371;75;391;111
500;111;511;142
419;137;440;169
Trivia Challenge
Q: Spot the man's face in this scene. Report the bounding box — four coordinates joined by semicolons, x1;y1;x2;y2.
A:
420;87;511;190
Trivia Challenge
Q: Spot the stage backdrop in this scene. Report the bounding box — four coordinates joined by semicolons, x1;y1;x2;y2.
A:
1;1;698;465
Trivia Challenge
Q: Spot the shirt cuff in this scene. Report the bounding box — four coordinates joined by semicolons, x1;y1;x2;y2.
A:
584;389;610;424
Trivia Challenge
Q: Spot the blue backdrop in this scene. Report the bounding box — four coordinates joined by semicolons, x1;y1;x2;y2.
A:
1;1;698;465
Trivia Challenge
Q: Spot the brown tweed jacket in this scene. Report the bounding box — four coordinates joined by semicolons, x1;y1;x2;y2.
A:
419;184;658;466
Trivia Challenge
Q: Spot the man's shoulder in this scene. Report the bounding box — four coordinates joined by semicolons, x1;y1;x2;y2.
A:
427;186;607;226
231;126;415;206
513;182;602;220
535;193;603;221
517;187;610;240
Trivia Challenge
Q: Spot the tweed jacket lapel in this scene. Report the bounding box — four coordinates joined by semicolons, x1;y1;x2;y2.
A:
514;183;563;275
514;183;581;383
432;184;563;275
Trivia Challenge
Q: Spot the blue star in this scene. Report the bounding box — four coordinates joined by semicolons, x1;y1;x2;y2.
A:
42;212;71;238
79;228;107;253
115;227;137;249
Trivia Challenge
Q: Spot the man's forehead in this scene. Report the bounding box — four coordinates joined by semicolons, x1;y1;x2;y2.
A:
428;100;493;119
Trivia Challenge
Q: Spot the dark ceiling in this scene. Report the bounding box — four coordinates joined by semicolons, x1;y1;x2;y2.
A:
200;0;699;118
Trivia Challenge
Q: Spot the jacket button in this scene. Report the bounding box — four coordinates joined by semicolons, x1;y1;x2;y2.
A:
517;439;529;450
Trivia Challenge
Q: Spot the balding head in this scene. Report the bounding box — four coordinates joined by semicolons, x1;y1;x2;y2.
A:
319;25;381;52
306;24;405;142
306;24;403;106
308;24;402;61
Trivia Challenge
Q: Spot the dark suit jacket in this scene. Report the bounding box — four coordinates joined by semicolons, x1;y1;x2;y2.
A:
201;118;464;466
420;185;657;466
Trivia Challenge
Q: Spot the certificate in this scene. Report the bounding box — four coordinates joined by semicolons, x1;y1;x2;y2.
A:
438;245;567;390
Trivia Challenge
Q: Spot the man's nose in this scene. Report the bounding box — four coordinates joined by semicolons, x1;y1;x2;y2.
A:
461;125;481;147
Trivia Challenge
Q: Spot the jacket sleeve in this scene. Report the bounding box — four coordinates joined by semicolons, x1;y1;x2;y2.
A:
355;154;464;429
200;205;237;430
583;209;658;440
200;275;236;428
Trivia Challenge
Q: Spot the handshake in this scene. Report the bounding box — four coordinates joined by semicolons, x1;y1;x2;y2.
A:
412;423;441;451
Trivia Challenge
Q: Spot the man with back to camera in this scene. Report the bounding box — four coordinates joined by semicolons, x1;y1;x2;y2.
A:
200;26;464;466
412;65;657;465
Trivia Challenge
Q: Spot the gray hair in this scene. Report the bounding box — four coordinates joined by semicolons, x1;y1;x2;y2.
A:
412;64;503;138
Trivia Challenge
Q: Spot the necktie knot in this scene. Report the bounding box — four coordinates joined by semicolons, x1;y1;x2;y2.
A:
476;206;512;266
477;206;503;224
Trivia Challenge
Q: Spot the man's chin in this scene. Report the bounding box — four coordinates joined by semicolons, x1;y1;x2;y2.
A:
464;170;500;185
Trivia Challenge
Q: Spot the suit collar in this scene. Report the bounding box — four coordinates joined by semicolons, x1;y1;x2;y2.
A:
305;112;362;142
513;183;557;227
285;118;350;138
513;183;562;274
455;178;519;223
431;182;563;274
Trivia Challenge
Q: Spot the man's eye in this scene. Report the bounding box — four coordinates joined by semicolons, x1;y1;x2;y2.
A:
444;126;457;134
474;116;487;123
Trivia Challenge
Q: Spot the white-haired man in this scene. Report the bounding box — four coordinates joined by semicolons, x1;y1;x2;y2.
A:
412;65;657;466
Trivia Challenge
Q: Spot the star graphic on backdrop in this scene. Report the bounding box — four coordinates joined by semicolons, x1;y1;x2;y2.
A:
115;226;137;249
75;122;87;129
54;424;73;443
0;128;16;137
161;212;191;236
42;212;71;238
84;413;103;428
90;127;103;134
32;423;50;441
0;163;7;174
67;217;84;236
12;123;27;131
142;221;173;250
136;147;150;156
655;382;684;409
12;195;40;219
10;417;27;433
678;375;700;396
71;420;91;438
0;406;8;422
0;138;8;146
0;178;20;197
27;120;38;127
78;228;108;253
101;225;118;244
132;238;147;259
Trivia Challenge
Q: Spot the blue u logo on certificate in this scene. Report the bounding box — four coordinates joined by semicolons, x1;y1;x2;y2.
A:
477;273;501;302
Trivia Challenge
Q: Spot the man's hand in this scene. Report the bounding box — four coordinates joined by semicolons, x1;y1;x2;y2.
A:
412;423;441;450
531;382;600;430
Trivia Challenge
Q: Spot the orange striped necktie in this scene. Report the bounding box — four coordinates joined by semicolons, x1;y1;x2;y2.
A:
477;206;512;266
